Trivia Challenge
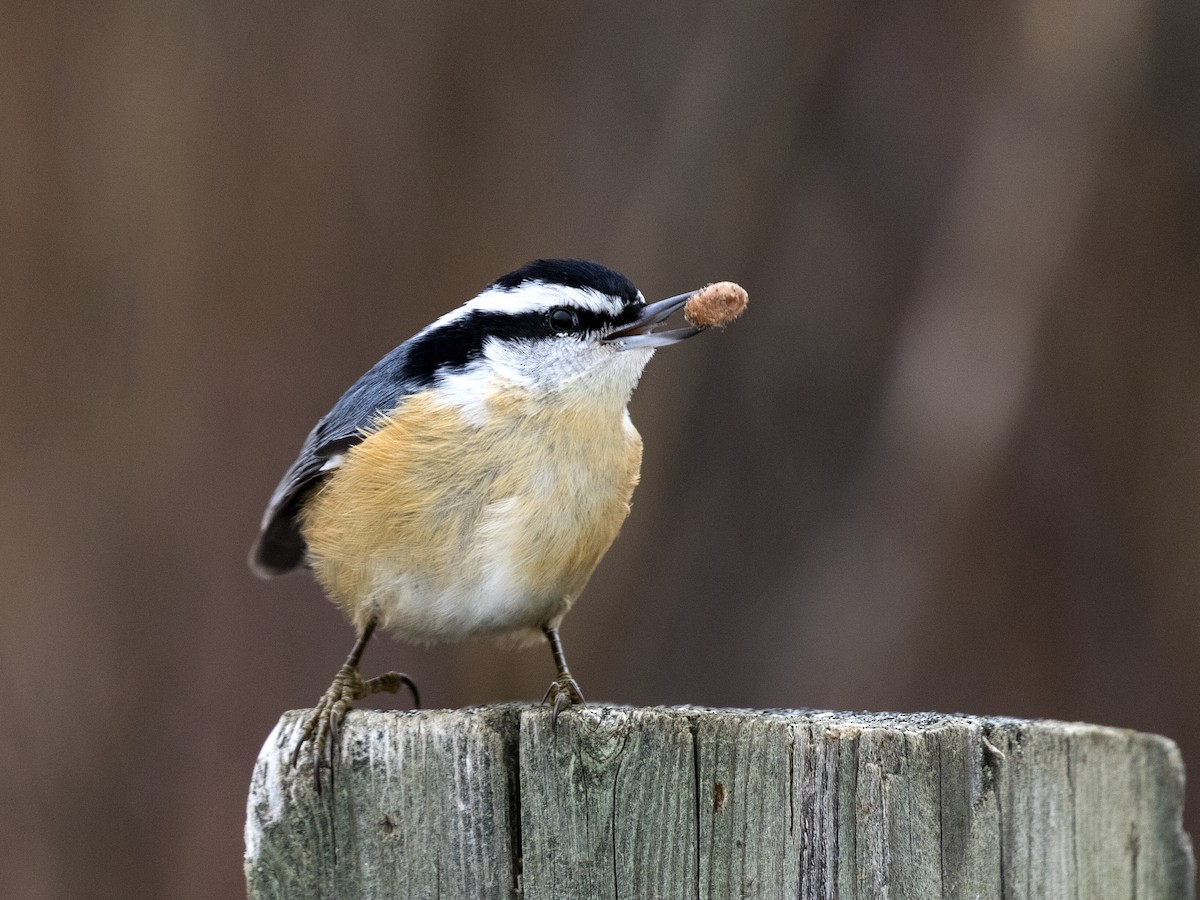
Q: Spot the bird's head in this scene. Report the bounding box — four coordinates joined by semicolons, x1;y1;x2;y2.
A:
415;259;701;406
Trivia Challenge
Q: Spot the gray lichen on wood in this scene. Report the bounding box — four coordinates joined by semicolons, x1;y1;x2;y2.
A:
246;705;1194;899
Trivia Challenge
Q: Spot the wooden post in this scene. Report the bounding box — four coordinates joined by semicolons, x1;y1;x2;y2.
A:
245;705;1194;899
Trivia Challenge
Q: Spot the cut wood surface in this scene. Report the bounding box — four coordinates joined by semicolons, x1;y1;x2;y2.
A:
245;705;1194;899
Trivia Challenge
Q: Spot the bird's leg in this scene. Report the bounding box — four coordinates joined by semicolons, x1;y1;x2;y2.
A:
541;624;585;724
290;617;420;777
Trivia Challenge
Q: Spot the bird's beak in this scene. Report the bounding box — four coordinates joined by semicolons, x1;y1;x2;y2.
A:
602;292;704;350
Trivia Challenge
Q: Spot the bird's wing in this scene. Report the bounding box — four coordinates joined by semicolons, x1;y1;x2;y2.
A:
249;340;429;577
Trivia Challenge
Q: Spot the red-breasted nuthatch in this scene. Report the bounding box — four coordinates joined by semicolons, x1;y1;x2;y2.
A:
250;259;744;767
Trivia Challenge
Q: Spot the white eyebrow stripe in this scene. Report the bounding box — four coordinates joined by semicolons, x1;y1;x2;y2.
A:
433;282;628;326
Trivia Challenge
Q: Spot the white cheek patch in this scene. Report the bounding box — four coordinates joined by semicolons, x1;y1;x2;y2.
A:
483;336;595;390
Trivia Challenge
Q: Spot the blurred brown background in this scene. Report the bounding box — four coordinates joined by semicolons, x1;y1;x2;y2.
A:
3;1;1199;896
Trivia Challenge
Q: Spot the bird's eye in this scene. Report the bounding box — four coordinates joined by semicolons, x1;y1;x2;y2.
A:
548;307;579;333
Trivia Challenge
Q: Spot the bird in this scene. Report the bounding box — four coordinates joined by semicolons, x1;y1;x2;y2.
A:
250;258;722;768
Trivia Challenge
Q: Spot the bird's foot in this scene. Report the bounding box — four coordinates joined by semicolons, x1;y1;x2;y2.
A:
290;663;419;780
542;671;586;725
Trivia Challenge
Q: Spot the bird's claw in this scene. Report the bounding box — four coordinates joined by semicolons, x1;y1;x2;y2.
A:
289;663;419;790
289;663;361;773
542;672;586;725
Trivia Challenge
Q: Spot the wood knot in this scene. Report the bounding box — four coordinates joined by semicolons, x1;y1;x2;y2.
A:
713;782;726;810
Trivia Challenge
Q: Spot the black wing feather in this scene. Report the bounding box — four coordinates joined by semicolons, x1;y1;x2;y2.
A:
249;339;429;577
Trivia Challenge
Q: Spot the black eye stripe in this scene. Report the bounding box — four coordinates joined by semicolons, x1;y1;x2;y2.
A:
404;305;635;384
611;301;645;329
574;307;620;332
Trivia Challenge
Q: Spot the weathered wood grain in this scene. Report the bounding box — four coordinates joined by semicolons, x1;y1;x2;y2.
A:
245;705;1194;899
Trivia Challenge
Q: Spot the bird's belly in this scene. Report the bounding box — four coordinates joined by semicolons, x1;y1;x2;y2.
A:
358;493;602;642
300;391;643;642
